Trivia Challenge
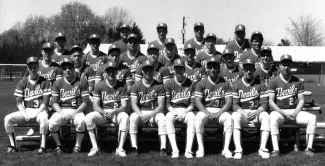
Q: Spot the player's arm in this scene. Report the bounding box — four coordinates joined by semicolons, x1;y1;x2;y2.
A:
14;81;28;119
88;68;96;95
219;82;233;114
293;82;305;118
185;82;196;113
268;93;286;116
134;66;142;83
94;66;104;86
148;96;165;118
113;87;129;114
93;98;105;115
56;67;63;80
164;82;177;114
161;68;171;85
195;82;210;115
232;89;247;117
75;80;89;114
130;84;144;116
34;80;51;117
256;83;269;115
125;69;133;94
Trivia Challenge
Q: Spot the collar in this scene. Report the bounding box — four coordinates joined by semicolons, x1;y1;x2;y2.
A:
91;51;100;57
64;74;76;85
174;76;187;86
142;79;154;88
164;52;175;61
280;73;291;83
127;50;139;60
157;39;164;46
185;61;196;69
260;63;273;73
251;49;259;57
105;79;117;88
242;77;254;87
194;37;205;45
226;63;238;73
235;38;246;48
54;48;63;56
42;60;52;68
28;75;40;85
204;49;216;56
208;76;220;85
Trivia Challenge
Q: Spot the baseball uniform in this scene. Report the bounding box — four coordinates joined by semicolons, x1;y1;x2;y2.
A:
95;63;132;84
149;40;165;53
119;51;147;77
184;61;205;82
113;40;128;53
225;39;250;63
220;63;243;85
82;51;108;72
52;49;70;65
135;62;171;83
38;61;63;84
195;50;222;67
239;49;261;66
75;64;95;91
254;63;279;86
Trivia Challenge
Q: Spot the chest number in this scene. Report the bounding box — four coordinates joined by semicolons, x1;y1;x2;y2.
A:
34;100;39;107
249;101;259;108
289;97;294;105
72;98;82;106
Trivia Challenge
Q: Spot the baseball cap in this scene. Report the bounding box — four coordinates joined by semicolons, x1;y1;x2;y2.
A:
164;38;175;45
42;42;54;50
222;48;234;56
70;45;83;54
242;58;255;67
173;59;185;68
127;33;138;41
157;22;167;29
194;22;204;28
183;43;195;51
235;24;246;32
89;34;100;41
142;60;154;69
251;31;264;41
206;33;216;40
27;56;39;65
60;57;74;67
206;57;221;65
108;44;121;54
261;46;272;53
120;24;130;30
55;32;66;41
104;60;117;70
147;44;159;51
280;54;293;62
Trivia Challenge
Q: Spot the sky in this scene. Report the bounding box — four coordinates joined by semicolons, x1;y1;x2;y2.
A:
1;0;325;45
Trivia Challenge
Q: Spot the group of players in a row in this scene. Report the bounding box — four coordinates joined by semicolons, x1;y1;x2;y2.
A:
4;23;317;159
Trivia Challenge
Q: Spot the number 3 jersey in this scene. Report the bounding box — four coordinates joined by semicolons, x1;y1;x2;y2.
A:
52;75;89;108
268;73;304;109
232;77;268;111
195;76;232;108
14;76;51;108
131;80;166;110
93;80;128;110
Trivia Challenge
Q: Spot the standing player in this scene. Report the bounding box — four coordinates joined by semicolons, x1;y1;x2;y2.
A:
165;60;196;158
149;23;168;53
195;57;233;158
184;22;205;54
231;58;270;159
268;55;316;156
85;61;129;157
135;44;171;84
195;33;222;68
129;60;167;156
183;43;205;82
113;24;131;53
158;38;181;67
254;46;278;85
52;32;70;65
5;57;51;154
225;24;251;63
83;34;108;72
49;57;89;154
220;48;243;85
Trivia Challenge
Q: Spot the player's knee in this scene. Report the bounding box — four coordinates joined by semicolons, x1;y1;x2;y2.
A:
166;112;175;121
196;111;206;121
232;112;241;121
4;114;11;124
130;113;140;122
308;114;316;124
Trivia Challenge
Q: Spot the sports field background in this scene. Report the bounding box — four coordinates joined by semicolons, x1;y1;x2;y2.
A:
0;81;325;165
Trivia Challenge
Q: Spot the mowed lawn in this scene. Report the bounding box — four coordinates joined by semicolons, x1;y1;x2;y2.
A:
0;81;325;166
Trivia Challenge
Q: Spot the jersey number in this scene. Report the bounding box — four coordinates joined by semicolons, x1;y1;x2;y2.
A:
72;98;82;106
34;100;39;107
249;101;259;108
289;97;294;105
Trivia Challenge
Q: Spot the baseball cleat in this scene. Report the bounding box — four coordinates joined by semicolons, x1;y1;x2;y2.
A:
73;146;81;153
305;148;315;156
88;148;100;156
54;146;63;155
258;149;270;159
160;148;168;157
6;146;17;153
233;151;242;159
129;147;138;156
27;128;35;136
270;150;279;157
195;150;204;158
171;150;179;158
184;151;194;158
36;147;46;155
222;150;234;159
116;148;127;157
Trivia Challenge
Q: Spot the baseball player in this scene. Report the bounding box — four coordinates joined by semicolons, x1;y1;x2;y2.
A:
135;44;171;84
82;34;108;72
195;57;233;158
220;48;243;85
268;54;316;157
158;38;181;67
195;33;222;68
129;60;167;156
254;46;278;85
4;57;51;154
113;24;131;53
183;43;205;82
52;32;70;65
149;23;168;53
49;57;89;154
225;24;251;63
232;58;270;159
184;22;205;54
85;61;129;157
165;59;196;158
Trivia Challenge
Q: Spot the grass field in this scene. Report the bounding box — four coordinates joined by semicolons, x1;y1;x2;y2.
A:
1;81;325;166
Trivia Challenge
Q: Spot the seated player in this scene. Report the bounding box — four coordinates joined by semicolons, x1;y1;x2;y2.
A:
49;57;89;154
129;60;167;156
165;59;196;158
85;61;129;157
4;57;51;154
268;54;316;157
195;57;233;158
232;58;270;159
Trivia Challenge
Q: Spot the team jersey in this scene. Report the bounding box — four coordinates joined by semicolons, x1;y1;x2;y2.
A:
225;39;250;62
268;73;304;109
232;77;268;111
239;49;261;65
184;61;205;82
95;64;132;84
130;80;166;110
149;40;165;53
164;77;195;108
195;50;222;67
38;61;63;83
93;80;128;110
113;39;128;53
158;52;181;67
75;64;95;90
82;51;108;71
135;63;171;83
220;63;243;85
195;76;232;108
184;38;205;54
52;75;89;108
254;63;279;86
119;51;147;75
52;49;71;65
14;76;51;108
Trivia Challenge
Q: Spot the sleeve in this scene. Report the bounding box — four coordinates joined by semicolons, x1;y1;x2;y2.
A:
87;67;95;89
14;80;24;102
160;67;171;80
134;65;143;80
194;81;204;97
51;81;60;104
120;86;129;101
267;78;276;94
224;81;233;98
42;80;51;106
125;69;133;83
164;81;171;104
297;80;305;95
259;82;269;111
190;81;196;104
232;83;240;111
157;84;166;98
55;67;63;80
95;67;104;81
93;82;101;100
130;83;139;98
80;79;89;103
239;51;248;64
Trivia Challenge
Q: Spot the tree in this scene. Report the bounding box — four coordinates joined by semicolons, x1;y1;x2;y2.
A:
277;39;291;46
130;22;146;44
286;15;325;46
263;40;274;46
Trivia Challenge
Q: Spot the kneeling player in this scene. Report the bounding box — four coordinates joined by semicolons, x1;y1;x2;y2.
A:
49;58;89;154
195;57;233;158
4;57;50;154
232;59;270;159
86;61;129;157
268;55;316;156
165;59;196;158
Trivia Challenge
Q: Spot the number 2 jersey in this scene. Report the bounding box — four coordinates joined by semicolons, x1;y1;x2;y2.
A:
195;76;232;108
52;75;89;108
232;77;268;111
93;80;128;110
14;76;51;108
268;73;304;109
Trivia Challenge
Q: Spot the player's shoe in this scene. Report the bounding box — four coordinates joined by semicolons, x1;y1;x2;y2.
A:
129;147;138;156
6;146;17;153
270;150;279;157
305;148;315;156
88;148;100;157
54;146;63;155
258;149;270;159
233;151;242;159
73;146;81;153
195;150;204;158
36;147;46;156
160;148;168;157
116;148;127;157
222;150;234;159
27;128;35;136
171;150;179;158
184;151;193;158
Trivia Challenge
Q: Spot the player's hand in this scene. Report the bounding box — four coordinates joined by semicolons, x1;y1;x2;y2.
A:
176;112;185;121
207;113;216;123
24;114;31;122
287;114;295;121
61;113;71;121
247;112;256;121
140;115;150;124
105;111;114;120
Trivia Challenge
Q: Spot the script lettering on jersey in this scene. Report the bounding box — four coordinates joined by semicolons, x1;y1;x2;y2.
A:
116;71;124;81
87;61;103;71
184;72;201;81
224;75;240;85
204;87;224;98
153;73;162;82
60;86;81;98
276;85;297;98
123;60;140;72
139;90;157;102
171;88;191;100
24;85;43;98
168;66;174;74
38;70;55;80
238;87;259;98
102;91;120;101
